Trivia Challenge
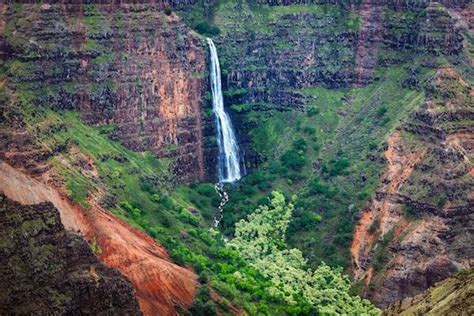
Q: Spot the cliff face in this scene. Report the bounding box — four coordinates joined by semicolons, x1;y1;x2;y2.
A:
0;192;142;315
1;0;472;313
0;161;198;315
175;0;467;166
351;67;473;307
1;4;206;308
1;3;209;181
209;0;465;102
383;269;474;315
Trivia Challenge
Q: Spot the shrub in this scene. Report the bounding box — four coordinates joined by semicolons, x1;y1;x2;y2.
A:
403;204;421;219
179;210;199;226
151;193;161;202
161;195;174;210
197;183;215;196
357;190;371;201
308;178;330;195
293;138;307;152
231;103;251;113
307;106;320;117
164;7;172;16
269;161;288;176
198;271;209;284
195;21;221;36
224;87;248;98
328;157;350;176
161;214;173;227
436;195;447;207
140;180;156;195
281;149;306;171
377;106;388;117
367;216;380;234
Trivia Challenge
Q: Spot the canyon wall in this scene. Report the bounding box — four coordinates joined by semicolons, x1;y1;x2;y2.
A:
0;0;472;313
177;0;468;166
176;0;472;308
1;4;204;314
1;3;210;182
351;67;473;307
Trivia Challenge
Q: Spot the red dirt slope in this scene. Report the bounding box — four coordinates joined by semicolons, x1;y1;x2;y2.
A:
0;161;197;315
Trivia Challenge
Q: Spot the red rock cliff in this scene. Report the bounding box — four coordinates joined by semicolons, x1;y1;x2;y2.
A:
351;67;473;307
0;3;208;181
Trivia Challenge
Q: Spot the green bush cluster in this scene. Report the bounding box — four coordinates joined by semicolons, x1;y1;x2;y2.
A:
195;21;220;35
228;192;379;315
281;139;308;171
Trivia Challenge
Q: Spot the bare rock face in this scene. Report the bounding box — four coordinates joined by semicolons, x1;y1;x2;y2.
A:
0;3;209;182
0;192;142;315
383;270;474;315
351;67;473;308
211;0;467;106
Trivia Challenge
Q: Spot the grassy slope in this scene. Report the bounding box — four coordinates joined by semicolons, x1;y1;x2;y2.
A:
13;108;294;314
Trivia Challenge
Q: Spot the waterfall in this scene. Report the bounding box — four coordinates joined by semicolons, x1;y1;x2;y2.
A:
207;38;243;183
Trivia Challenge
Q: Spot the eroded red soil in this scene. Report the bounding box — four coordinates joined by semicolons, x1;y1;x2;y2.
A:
0;161;197;315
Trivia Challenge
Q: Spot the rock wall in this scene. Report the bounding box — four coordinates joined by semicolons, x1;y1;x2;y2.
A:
0;160;198;315
1;3;210;182
182;0;467;167
213;0;465;103
0;192;142;315
383;269;474;315
256;0;470;9
351;67;473;307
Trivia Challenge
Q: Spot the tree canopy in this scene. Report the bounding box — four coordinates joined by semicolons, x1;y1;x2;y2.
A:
228;191;379;315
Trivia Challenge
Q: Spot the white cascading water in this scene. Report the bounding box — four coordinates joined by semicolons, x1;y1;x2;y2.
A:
207;38;243;183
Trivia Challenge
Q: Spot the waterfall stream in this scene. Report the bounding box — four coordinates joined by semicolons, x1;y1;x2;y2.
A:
207;38;243;183
213;183;228;228
207;38;244;227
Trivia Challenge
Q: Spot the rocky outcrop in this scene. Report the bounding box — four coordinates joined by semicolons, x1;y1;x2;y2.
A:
1;3;210;182
0;192;142;315
351;67;473;307
0;161;198;315
384;269;474;315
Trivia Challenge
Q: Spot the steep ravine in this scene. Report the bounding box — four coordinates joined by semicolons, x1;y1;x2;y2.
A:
177;0;472;309
0;0;472;314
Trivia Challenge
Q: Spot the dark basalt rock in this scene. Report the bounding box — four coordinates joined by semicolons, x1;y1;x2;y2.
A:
0;192;142;315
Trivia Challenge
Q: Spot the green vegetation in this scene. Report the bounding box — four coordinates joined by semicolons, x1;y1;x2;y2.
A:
4;1;472;314
229;191;379;314
222;66;429;268
14;110;332;314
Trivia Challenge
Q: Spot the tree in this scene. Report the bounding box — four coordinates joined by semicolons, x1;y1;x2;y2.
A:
228;191;379;315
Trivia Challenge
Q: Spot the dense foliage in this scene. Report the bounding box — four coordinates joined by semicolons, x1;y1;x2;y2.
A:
229;191;379;315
